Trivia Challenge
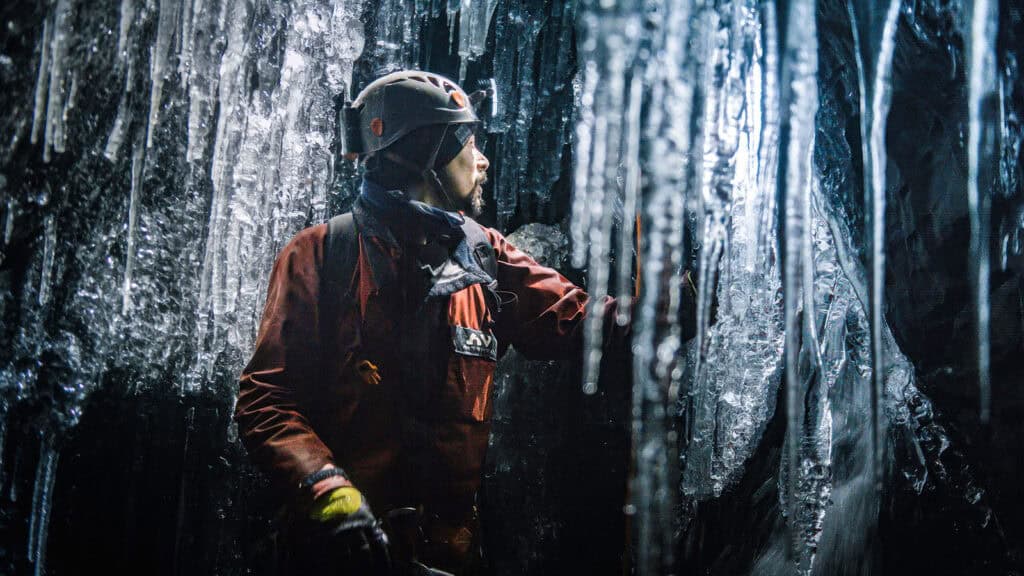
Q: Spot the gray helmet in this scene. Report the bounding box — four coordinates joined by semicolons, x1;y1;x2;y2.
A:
342;70;479;157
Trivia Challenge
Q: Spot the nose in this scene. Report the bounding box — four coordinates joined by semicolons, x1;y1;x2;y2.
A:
474;144;489;173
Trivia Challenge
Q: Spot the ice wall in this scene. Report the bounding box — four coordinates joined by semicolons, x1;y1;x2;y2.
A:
0;0;1022;574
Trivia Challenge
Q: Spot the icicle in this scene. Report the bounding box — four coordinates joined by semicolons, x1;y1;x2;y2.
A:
448;4;459;54
865;0;900;490
3;197;15;246
580;109;610;394
183;0;215;162
43;0;74;162
846;0;902;490
754;0;779;265
572;2;644;394
38;214;57;307
370;0;421;69
629;0;703;569
686;0;721;415
631;67;668;576
583;48;627;393
778;0;818;570
146;0;181;149
494;11;543;229
105;92;131;161
27;435;59;576
968;0;998;424
615;74;643;326
570;60;598;270
106;28;137;163
117;0;135;61
123;135;145;315
200;0;253;347
680;0;787;502
31;18;52;147
61;73;78;137
632;108;677;576
177;0;194;84
457;0;499;81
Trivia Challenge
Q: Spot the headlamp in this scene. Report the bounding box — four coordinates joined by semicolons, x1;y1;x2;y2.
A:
469;78;502;133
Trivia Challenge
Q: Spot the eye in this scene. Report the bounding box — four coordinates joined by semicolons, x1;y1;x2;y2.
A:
471;130;486;150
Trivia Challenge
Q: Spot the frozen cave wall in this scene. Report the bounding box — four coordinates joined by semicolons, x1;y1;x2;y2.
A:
0;0;1022;575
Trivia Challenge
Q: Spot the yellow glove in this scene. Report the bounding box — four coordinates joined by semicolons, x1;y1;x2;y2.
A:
308;486;364;522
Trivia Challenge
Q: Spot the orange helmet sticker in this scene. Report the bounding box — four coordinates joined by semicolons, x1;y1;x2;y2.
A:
451;91;466;108
370;117;384;137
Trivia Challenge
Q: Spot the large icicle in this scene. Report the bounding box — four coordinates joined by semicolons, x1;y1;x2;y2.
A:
183;0;230;163
34;0;75;162
570;61;597;270
116;0;135;61
196;0;255;380
456;0;500;80
776;0;819;569
847;0;902;490
967;0;999;423
146;0;181;149
572;0;644;394
753;167;914;575
614;74;642;326
681;0;785;501
30;18;52;147
628;0;703;571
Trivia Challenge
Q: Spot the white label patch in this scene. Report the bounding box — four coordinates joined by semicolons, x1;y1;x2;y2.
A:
452;325;498;361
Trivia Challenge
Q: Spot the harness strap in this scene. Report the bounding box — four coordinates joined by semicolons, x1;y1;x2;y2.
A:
460;218;497;281
460;218;500;320
320;213;358;355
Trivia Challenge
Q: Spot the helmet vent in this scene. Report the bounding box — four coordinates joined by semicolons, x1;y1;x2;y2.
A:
427;75;442;88
370;117;384;136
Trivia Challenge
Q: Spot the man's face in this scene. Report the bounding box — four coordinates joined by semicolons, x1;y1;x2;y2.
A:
439;135;489;217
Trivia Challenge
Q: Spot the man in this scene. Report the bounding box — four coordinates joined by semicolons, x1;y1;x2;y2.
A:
235;70;679;575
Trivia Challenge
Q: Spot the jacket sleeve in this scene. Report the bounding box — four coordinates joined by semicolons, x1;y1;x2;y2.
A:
235;225;334;492
486;227;619;360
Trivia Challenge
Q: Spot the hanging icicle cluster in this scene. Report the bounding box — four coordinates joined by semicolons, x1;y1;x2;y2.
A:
574;0;1015;572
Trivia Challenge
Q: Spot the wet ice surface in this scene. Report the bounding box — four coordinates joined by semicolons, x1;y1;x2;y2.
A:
0;0;1022;574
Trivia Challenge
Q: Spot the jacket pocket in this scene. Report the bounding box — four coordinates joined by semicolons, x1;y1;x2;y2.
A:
445;325;498;422
445;354;495;422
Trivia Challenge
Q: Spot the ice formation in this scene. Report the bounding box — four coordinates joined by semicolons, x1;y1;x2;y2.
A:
0;0;1020;574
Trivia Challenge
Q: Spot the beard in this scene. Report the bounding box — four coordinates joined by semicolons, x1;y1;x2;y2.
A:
466;183;486;217
460;173;486;217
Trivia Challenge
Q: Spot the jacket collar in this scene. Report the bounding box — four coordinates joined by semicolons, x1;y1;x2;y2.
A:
351;196;399;292
350;181;494;298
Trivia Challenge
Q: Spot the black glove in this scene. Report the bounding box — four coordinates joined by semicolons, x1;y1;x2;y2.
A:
328;507;392;575
300;470;392;574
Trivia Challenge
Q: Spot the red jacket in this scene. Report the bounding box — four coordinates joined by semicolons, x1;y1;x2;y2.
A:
235;206;605;518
